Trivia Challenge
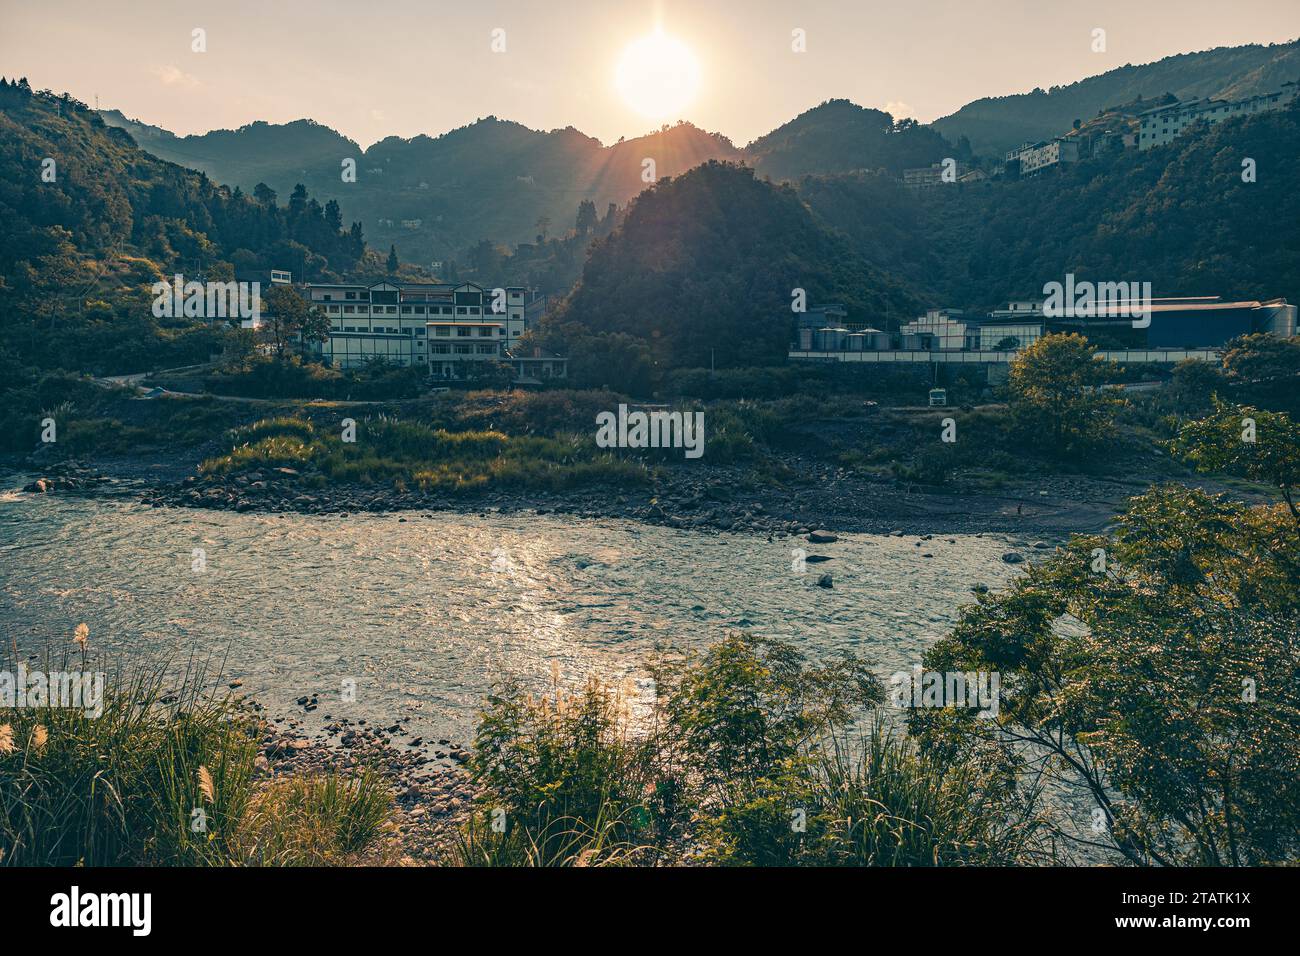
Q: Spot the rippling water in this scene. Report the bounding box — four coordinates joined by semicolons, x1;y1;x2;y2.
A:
0;488;1024;741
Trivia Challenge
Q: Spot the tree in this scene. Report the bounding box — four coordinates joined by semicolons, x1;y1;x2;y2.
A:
262;285;327;358
252;182;277;206
386;244;399;274
1157;358;1224;418
574;200;598;236
1219;333;1300;415
1169;399;1300;520
535;216;550;241
1006;333;1123;458
911;484;1300;865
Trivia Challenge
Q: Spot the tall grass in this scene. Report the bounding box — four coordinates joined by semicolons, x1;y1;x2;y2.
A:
0;648;390;866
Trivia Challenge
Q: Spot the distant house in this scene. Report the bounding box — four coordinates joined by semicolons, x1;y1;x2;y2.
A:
903;162;968;188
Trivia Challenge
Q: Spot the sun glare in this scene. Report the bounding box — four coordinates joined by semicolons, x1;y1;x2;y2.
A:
614;28;702;120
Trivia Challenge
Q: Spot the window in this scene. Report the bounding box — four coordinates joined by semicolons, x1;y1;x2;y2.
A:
344;306;355;314
435;326;450;337
455;345;472;354
477;344;495;354
457;306;468;315
456;327;471;337
402;306;412;314
432;343;449;354
477;327;493;337
416;328;425;336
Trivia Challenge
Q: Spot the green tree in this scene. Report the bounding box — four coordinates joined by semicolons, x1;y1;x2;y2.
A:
574;200;598;236
1007;333;1123;458
1168;399;1300;520
262;285;327;359
386;244;399;274
911;485;1300;866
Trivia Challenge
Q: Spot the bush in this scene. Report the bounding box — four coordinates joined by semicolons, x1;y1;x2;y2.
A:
457;674;667;866
455;633;1041;866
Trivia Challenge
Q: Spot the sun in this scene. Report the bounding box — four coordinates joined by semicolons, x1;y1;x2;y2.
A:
614;28;702;120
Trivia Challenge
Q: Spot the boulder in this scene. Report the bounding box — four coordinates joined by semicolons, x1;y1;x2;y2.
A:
1001;552;1024;564
807;530;838;544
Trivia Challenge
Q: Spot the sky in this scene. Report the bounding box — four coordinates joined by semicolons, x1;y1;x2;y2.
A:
3;0;1299;148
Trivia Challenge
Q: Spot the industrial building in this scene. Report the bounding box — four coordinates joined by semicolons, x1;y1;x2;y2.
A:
789;296;1297;369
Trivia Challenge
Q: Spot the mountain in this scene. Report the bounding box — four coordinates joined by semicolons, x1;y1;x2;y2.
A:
798;103;1300;314
0;80;366;374
933;39;1300;156
99;110;741;269
745;99;955;179
96;103;954;270
537;161;921;376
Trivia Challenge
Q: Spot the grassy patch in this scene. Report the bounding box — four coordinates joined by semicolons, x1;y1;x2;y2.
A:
200;415;653;492
0;650;390;867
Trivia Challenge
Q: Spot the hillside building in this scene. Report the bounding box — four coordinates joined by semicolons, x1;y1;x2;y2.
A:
1006;137;1081;176
1138;81;1299;150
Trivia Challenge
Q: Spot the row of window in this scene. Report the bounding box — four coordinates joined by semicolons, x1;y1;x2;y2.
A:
330;324;501;336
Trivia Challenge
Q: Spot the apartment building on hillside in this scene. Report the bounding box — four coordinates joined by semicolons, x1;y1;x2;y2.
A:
1138;81;1299;150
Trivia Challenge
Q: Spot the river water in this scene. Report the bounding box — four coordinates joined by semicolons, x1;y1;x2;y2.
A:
0;488;1024;742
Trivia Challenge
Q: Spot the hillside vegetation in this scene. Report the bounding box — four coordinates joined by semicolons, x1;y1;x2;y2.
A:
933;39;1300;155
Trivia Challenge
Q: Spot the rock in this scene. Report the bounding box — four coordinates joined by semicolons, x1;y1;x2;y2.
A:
1032;541;1052;550
1001;552;1024;564
816;573;833;589
24;478;51;494
807;530;838;544
804;554;832;563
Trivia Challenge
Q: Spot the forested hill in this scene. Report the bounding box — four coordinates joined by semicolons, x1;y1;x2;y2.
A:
799;103;1300;313
0;79;367;373
96;104;952;267
541;104;1300;380
933;39;1300;156
537;161;921;374
98;110;742;266
745;99;955;179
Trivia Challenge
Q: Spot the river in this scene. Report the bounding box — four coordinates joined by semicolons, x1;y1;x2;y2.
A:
0;488;1024;742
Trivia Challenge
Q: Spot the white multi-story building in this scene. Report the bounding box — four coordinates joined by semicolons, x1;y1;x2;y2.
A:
898;309;971;350
1138;82;1299;150
1008;137;1080;176
300;280;538;376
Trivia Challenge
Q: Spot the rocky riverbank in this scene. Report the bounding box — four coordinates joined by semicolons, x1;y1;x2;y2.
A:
7;452;1157;538
251;699;478;865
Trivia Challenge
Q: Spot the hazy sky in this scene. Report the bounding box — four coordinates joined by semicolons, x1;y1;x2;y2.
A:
3;0;1298;148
